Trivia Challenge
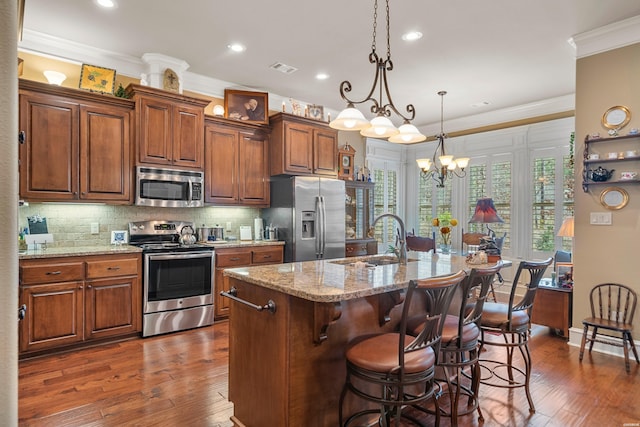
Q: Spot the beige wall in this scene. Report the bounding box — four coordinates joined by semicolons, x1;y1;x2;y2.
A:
574;43;640;330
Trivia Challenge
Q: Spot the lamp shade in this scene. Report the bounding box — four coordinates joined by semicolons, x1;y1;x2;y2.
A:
388;122;426;143
360;115;399;138
469;198;504;224
329;105;369;131
557;217;574;237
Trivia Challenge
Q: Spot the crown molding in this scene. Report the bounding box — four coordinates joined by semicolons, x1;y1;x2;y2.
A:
572;15;640;59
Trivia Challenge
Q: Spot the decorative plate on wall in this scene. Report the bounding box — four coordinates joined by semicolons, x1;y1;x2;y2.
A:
601;105;631;130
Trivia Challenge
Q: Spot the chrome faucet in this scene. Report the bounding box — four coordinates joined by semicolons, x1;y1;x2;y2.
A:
372;213;407;265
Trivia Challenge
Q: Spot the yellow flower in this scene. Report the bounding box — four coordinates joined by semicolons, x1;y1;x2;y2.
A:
432;218;440;227
450;219;458;226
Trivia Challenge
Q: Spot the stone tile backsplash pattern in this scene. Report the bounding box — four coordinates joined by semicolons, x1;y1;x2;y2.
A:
19;204;260;247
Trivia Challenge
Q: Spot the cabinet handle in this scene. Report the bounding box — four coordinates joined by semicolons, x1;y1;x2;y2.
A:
18;131;25;144
79;285;83;290
46;271;62;275
230;257;241;261
221;287;276;314
87;285;92;289
107;266;121;271
262;255;272;259
18;304;27;321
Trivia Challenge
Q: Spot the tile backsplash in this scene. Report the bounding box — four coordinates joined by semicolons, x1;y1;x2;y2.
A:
19;204;261;247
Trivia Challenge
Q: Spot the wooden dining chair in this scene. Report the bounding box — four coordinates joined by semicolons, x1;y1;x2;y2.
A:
579;283;639;373
406;229;436;253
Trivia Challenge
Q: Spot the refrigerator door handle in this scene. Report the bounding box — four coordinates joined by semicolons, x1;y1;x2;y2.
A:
318;196;327;259
315;196;322;257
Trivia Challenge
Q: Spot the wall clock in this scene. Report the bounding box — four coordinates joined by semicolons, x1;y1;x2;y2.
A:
337;144;356;181
601;105;631;130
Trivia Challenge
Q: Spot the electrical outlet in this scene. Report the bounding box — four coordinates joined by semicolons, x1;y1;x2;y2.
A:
90;222;100;234
226;222;232;230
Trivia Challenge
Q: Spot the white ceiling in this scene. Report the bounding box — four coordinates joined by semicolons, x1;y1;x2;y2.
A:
19;0;640;135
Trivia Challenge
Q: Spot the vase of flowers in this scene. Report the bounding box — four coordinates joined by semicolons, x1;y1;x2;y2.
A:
432;214;458;254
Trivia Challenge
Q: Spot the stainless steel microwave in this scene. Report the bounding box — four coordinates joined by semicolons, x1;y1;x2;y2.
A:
135;166;204;208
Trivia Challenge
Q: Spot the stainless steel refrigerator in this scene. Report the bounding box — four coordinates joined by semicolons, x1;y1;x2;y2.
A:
262;176;345;262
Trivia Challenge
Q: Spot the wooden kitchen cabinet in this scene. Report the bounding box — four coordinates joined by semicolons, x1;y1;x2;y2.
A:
269;113;338;177
19;253;142;357
204;117;270;206
19;79;133;203
127;84;209;169
214;245;283;319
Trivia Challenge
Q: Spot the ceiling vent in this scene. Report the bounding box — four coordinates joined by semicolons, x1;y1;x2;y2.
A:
270;62;298;74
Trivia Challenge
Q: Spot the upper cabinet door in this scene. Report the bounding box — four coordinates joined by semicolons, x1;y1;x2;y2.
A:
79;104;132;202
19;91;79;200
239;132;270;205
313;128;338;176
137;97;172;166
172;104;204;169
204;125;239;204
283;122;314;174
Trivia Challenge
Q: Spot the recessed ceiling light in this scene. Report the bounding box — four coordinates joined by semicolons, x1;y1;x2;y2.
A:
95;0;116;8
315;73;329;80
228;43;246;53
401;31;423;41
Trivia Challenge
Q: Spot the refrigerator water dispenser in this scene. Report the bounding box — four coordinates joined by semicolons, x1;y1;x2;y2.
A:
301;211;316;239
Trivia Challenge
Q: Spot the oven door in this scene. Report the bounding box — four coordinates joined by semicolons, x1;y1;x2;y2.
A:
144;251;214;314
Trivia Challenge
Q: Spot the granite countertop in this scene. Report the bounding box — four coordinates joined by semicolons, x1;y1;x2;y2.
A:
18;240;283;260
224;252;508;303
19;244;142;260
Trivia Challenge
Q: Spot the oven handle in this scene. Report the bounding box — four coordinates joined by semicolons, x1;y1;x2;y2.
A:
221;287;276;314
147;251;213;261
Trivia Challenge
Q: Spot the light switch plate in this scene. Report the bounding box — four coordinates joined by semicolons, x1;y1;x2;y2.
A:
91;222;100;234
590;212;612;225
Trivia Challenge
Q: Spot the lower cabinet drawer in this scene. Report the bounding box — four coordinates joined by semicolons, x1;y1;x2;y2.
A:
20;262;84;285
216;251;252;268
252;247;284;264
86;257;139;279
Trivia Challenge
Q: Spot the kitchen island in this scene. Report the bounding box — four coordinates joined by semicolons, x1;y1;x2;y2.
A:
223;252;503;426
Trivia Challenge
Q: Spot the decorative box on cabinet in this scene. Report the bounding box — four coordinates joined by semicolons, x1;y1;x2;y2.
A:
269;112;338;177
345;181;377;257
19;253;142;357
126;84;209;169
204;116;270;206
214;245;283;319
19;79;133;203
582;133;640;192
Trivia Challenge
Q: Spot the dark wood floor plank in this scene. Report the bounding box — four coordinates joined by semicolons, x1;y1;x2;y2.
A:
19;322;639;427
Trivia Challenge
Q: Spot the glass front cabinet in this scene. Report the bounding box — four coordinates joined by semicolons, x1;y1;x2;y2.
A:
345;181;378;257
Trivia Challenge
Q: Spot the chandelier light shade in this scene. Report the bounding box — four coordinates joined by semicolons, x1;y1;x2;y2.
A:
557;217;574;238
469;198;504;224
329;0;425;143
416;91;470;187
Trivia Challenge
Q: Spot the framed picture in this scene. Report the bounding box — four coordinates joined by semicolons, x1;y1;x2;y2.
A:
224;89;269;124
79;64;116;94
110;230;128;245
556;262;573;287
308;104;324;121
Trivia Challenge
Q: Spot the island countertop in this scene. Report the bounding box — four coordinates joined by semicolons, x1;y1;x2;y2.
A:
224;252;505;303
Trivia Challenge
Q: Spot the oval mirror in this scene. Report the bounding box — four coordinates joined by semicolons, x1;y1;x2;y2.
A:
600;187;629;210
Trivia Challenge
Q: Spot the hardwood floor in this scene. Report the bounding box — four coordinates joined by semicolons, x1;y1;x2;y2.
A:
19;322;639;426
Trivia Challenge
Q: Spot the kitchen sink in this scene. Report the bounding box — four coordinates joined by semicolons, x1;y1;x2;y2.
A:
330;255;418;267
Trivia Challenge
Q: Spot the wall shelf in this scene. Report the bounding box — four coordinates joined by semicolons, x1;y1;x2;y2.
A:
582;133;639;192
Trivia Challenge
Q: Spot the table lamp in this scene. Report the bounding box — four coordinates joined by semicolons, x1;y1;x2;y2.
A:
557;216;574;253
469;197;504;235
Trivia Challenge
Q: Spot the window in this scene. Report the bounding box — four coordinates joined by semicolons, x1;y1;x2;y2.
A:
417;177;452;237
372;163;399;246
531;157;557;251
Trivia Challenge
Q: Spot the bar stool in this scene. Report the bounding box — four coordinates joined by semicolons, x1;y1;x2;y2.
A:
406;262;502;426
478;258;552;414
339;270;467;427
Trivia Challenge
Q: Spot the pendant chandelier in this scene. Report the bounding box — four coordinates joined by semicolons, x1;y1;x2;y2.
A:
329;0;426;144
416;91;470;187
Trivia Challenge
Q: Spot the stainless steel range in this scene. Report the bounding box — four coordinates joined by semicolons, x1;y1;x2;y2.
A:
129;220;214;337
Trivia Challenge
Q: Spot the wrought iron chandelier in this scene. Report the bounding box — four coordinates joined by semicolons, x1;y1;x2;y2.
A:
329;0;426;143
416;91;470;187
